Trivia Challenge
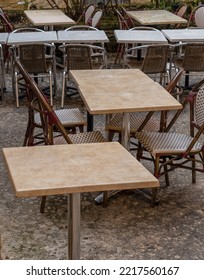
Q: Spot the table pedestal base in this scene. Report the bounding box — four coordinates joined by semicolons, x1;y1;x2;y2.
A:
68;193;80;260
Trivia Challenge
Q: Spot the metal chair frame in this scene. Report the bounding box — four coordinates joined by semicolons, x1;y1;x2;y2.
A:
10;28;57;107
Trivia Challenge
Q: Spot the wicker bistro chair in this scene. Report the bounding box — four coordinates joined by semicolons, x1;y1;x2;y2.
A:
11;43;56;107
89;9;103;28
105;69;183;142
76;4;95;25
173;42;204;88
194;6;204;27
187;5;203;28
120;6;135;29
59;43;107;108
124;43;171;87
135;80;204;205
63;25;107;68
171;3;188;29
24;106;87;147
15;58;106;212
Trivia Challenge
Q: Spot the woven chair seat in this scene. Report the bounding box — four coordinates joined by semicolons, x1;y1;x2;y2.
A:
34;108;86;128
54;130;105;145
135;131;202;157
106;113;160;134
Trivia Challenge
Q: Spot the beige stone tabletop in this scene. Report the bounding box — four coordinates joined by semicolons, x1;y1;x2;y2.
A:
70;69;182;115
24;9;75;26
3;142;159;198
127;10;187;25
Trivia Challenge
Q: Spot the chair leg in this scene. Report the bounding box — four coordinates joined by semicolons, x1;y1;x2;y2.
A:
163;158;170;187
40;196;47;213
191;155;196;184
154;156;160;179
79;125;84;133
115;43;124;65
49;71;53;106
136;141;143;161
151;188;158;207
107;130;115;141
15;71;19;108
61;71;66;108
23;118;31;146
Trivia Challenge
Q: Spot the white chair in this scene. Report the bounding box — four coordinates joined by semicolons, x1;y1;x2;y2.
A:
76;4;95;25
89;9;103;28
195;6;204;27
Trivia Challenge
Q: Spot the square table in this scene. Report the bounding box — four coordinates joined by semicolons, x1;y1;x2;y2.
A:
162;28;204;43
24;9;75;30
3;142;159;259
7;31;58;45
127;10;187;26
57;30;109;44
0;32;8;44
70;69;182;150
114;29;168;44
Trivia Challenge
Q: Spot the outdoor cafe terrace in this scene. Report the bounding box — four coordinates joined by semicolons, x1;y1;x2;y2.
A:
0;3;204;260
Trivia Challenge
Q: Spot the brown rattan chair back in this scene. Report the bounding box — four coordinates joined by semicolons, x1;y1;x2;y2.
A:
195;83;204;129
19;44;48;74
141;44;170;74
65;44;93;72
181;42;204;72
15;58;71;144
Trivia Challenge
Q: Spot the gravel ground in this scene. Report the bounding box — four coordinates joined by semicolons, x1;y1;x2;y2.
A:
0;55;204;260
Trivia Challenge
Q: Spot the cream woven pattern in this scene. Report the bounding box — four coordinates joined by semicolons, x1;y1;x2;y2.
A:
135;131;202;157
195;85;204;128
54;131;105;145
34;108;86;127
106;113;160;133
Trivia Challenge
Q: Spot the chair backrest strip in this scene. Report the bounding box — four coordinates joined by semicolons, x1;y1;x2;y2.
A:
15;58;71;144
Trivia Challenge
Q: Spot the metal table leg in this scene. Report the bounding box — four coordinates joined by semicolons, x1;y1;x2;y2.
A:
87;112;93;132
68;193;80;260
121;112;130;151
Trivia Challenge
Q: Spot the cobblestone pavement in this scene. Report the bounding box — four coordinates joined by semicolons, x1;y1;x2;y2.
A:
0;56;204;260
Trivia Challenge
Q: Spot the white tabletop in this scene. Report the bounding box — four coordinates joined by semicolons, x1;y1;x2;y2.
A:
114;29;168;44
127;10;187;25
7;31;58;45
3;142;159;197
0;32;8;44
70;69;182;115
57;30;109;43
162;28;204;42
24;9;75;26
